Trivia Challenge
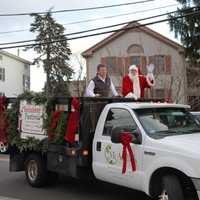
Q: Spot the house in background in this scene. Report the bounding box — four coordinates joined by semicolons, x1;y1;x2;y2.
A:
82;22;187;103
0;50;31;97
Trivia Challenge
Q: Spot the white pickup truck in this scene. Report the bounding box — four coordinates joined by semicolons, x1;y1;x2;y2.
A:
9;97;200;200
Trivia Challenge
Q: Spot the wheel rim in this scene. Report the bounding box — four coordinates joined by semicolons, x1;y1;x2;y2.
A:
159;189;169;200
27;160;38;182
0;142;7;153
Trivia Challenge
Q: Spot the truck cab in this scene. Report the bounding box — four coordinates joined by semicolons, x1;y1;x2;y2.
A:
93;102;200;200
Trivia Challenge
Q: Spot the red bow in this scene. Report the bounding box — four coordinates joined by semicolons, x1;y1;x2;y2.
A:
48;111;62;140
120;132;136;174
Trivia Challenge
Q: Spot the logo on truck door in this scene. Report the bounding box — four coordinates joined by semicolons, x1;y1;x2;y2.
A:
104;144;122;165
104;144;138;167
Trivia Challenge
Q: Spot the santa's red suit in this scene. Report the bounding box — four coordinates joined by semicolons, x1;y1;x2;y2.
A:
122;65;155;99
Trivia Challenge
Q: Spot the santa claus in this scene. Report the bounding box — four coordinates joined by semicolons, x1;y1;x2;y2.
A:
122;64;155;99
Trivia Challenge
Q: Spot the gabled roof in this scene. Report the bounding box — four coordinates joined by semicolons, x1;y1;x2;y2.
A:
82;22;184;58
0;50;32;65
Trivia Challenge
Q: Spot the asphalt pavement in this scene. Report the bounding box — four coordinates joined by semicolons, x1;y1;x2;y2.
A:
0;154;151;200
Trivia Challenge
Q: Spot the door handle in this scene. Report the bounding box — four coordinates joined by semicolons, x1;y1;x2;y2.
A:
96;141;101;151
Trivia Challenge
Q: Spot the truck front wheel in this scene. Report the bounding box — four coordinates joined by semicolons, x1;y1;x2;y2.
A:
158;175;184;200
25;154;47;187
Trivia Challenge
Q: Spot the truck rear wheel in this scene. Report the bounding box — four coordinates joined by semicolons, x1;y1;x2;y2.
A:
158;175;184;200
25;154;48;187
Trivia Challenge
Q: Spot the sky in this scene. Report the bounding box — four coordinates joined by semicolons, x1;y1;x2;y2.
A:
0;0;181;92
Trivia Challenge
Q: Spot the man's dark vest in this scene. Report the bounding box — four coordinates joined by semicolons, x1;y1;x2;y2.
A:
92;76;111;97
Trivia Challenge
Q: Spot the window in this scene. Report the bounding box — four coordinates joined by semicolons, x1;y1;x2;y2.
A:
103;108;137;136
129;56;141;66
0;92;5;96
106;57;117;74
0;68;5;81
23;74;30;91
127;44;144;54
154;55;165;73
24;64;29;69
135;108;200;139
149;55;172;74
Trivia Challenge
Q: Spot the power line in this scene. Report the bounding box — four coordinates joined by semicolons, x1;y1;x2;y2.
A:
0;6;196;46
0;3;178;35
0;0;155;17
0;9;199;50
64;4;178;25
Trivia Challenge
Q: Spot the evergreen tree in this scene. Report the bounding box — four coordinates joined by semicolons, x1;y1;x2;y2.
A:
169;1;200;65
28;12;73;97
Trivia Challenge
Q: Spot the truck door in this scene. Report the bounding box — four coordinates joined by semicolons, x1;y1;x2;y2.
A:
93;108;143;191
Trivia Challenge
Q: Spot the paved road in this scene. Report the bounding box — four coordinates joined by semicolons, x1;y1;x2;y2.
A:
0;154;151;200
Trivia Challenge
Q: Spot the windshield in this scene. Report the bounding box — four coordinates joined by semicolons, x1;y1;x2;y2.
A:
134;107;200;139
192;114;200;122
196;115;200;121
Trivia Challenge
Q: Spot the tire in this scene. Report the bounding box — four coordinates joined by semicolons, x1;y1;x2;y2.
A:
157;175;184;200
25;154;48;187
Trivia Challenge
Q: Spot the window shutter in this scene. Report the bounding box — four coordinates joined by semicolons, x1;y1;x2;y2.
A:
27;76;30;89
148;56;157;74
125;57;130;74
113;56;117;75
165;55;172;74
116;57;124;76
3;68;5;81
141;56;147;74
148;56;155;64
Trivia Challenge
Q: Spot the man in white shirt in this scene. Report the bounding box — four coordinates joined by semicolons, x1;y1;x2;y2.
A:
85;64;118;97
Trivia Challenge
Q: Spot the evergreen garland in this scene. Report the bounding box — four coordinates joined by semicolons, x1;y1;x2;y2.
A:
47;112;68;144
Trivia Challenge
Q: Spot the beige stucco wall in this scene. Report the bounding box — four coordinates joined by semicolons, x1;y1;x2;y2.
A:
85;30;186;103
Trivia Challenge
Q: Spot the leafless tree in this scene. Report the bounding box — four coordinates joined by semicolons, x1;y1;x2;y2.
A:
71;54;86;97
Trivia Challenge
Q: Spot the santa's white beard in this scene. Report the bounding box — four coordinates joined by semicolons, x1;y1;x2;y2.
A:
128;72;141;98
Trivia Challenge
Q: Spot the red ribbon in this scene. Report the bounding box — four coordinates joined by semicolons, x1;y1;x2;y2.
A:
65;97;80;144
48;111;62;140
120;132;136;174
0;96;8;144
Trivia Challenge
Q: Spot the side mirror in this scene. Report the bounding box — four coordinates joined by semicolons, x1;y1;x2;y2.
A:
111;127;123;143
111;127;142;144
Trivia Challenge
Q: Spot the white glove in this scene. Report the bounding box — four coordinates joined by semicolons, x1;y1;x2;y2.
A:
147;63;155;74
147;73;154;81
146;63;155;86
125;92;138;100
